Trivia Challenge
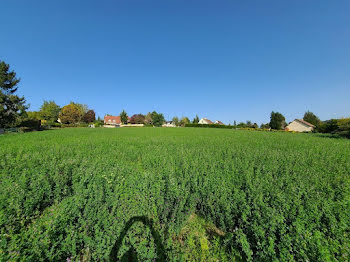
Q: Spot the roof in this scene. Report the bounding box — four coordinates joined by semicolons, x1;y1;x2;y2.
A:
215;120;224;125
295;119;315;128
202;118;213;124
104;115;121;124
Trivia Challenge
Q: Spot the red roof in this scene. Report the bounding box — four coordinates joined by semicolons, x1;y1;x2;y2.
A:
104;115;121;124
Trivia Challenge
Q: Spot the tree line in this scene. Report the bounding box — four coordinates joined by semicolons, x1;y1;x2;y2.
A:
1;60;349;137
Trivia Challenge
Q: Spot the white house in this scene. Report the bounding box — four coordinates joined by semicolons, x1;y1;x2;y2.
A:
285;119;315;132
214;120;224;125
162;121;176;127
198;118;213;124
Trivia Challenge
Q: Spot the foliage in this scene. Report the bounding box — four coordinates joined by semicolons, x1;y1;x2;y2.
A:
144;112;152;125
120;110;128;124
180;117;190;126
269;111;286;130
0;61;28;128
192;115;199;124
39;100;61;122
185;123;234;129
129;114;145;124
172;116;179;126
18;118;41;130
303;111;321;128
75;103;88;122
83;110;96;123
1;128;349;261
260;123;270;129
26;111;41;120
237;121;258;129
150;111;165;127
333;118;350;138
59;103;81;124
319;119;339;133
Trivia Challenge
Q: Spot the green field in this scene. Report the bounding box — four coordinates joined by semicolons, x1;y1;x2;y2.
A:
1;128;349;261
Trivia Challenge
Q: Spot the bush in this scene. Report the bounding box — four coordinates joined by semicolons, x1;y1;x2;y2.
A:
18;118;41;130
185;123;234;129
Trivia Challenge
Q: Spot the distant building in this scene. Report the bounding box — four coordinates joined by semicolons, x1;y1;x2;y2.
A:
214;120;225;125
285;119;315;132
198;118;213;124
162;121;176;127
104;115;121;126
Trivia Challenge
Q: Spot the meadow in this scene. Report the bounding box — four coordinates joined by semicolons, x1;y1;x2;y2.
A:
0;128;349;261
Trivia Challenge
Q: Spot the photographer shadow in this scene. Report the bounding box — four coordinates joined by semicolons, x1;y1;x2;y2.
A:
109;216;167;261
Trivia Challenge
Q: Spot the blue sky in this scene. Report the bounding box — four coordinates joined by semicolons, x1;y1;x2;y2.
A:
1;0;349;124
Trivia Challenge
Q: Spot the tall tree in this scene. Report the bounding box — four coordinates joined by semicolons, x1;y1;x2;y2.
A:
59;103;81;124
145;112;152;125
180;117;190;126
83;110;96;123
151;111;165;127
120;110;128;124
75;103;88;122
303;111;321;127
0;61;27;127
39;100;61;122
269;111;286;130
192;115;200;124
172;116;179;126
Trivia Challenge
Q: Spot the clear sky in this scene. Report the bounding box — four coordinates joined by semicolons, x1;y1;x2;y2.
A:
1;0;349;124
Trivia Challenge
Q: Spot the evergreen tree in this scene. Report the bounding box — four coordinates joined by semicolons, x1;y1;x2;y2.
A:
120;110;128;124
192;115;200;124
0;61;27;127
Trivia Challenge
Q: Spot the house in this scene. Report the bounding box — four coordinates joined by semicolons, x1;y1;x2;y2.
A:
104;115;121;126
198;118;213;124
162;121;176;127
214;120;225;125
285;119;315;132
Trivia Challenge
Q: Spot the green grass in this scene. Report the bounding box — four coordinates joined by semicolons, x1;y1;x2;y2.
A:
1;128;349;261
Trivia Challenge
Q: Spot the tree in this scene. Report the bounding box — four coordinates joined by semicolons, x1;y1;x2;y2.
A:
26;111;41;120
180;117;190;126
59;103;81;124
75;103;88;122
260;123;270;129
233;120;237;128
303;111;321;127
172;116;179;126
39;100;61;122
120;110;128;124
269;111;286;130
83;110;96;123
0;61;27;127
192;115;199;124
151;111;165;127
145;112;152;125
130;114;145;124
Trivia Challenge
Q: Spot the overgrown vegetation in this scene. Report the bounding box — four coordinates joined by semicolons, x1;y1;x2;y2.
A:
1;128;349;261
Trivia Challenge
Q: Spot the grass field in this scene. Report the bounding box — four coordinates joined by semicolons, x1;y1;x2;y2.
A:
1;128;349;261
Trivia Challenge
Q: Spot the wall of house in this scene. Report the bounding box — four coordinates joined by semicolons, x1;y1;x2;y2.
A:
286;121;313;132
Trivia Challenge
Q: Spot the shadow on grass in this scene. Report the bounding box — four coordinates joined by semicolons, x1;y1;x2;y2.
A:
109;216;167;262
